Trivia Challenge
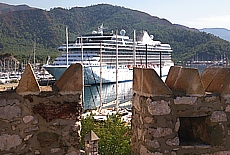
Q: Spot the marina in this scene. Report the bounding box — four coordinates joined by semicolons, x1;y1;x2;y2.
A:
4;24;227;118
0;69;55;84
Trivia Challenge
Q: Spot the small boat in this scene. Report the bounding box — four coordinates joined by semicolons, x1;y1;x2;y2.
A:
0;73;10;84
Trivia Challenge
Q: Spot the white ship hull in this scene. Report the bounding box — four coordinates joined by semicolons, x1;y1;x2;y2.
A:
43;63;172;85
44;65;132;85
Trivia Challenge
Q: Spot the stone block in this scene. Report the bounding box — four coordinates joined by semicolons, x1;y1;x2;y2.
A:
133;68;172;96
0;134;22;151
173;67;205;96
132;93;141;111
147;98;171;116
55;63;83;94
24;125;39;133
0;104;21;121
150;127;173;138
174;96;197;105
226;105;230;112
166;136;179;146
22;115;34;123
24;134;33;141
37;132;59;147
210;111;227;122
207;151;230;155
145;139;160;149
140;145;163;155
144;116;156;124
16;64;40;95
51;148;61;153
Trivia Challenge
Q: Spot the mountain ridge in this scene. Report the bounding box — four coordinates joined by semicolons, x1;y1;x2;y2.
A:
0;3;230;63
200;28;230;42
0;3;35;14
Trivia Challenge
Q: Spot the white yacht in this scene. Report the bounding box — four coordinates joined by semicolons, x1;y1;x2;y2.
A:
43;24;174;85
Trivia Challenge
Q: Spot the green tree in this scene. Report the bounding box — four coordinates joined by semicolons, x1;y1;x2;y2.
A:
81;113;131;155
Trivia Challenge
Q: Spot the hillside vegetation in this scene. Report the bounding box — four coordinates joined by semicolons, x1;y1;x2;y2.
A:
0;3;230;64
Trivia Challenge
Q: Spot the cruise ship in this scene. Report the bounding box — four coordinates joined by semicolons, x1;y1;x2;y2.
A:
43;24;174;85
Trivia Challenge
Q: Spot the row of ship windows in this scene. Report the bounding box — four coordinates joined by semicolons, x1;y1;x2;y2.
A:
58;54;171;58
59;46;171;52
54;58;171;62
60;51;171;56
58;55;171;59
73;40;169;48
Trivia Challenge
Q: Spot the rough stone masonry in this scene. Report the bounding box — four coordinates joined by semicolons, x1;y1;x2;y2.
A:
131;67;230;155
0;63;83;155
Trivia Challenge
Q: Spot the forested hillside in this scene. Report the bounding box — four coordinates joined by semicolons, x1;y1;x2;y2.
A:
0;3;230;64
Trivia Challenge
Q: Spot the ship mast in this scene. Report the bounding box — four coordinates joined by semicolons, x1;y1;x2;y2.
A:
116;29;119;112
81;36;84;107
133;29;136;67
66;27;69;67
81;36;83;61
99;42;103;112
33;40;36;69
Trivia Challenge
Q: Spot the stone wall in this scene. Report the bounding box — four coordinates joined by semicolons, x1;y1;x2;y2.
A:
131;67;230;155
0;64;83;155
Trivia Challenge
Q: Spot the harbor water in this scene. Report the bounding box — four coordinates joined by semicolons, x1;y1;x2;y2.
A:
83;81;133;109
82;64;211;110
185;64;207;73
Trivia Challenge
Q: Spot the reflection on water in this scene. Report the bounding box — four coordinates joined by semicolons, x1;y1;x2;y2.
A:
83;64;216;110
83;81;133;109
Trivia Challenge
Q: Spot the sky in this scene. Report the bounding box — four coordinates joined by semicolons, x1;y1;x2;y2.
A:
2;0;230;30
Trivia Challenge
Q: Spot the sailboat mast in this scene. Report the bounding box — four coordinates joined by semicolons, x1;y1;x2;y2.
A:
81;36;83;61
133;29;136;67
33;40;36;69
80;36;84;107
160;51;162;78
66;27;69;67
145;44;147;68
116;29;119;111
100;42;103;111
